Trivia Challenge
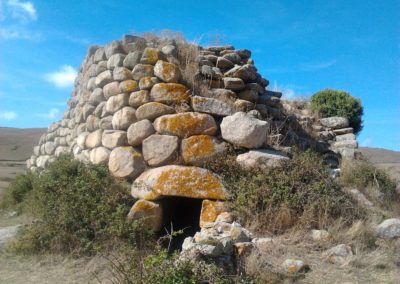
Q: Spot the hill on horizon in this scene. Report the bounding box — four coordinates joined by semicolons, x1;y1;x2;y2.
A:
0;127;46;161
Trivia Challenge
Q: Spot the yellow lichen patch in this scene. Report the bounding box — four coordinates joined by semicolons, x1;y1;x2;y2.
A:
142;48;159;65
182;135;215;164
152;166;227;200
200;200;226;227
154;112;217;138
141;76;152;84
150;83;189;104
128;199;163;231
131;180;162;200
119;80;138;93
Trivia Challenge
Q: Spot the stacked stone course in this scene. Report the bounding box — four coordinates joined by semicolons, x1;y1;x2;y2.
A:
27;34;358;231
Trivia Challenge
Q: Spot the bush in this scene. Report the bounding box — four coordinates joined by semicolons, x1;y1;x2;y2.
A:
9;155;152;255
341;159;399;209
207;149;363;233
311;89;363;134
106;247;252;284
1;171;35;209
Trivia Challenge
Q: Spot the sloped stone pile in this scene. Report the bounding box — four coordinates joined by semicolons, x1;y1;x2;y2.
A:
26;34;357;232
315;116;358;159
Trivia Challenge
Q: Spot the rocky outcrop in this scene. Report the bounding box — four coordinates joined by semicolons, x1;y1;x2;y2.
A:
27;34;358;233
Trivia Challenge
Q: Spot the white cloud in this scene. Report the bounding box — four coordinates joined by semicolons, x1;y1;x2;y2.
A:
271;81;307;100
301;59;337;71
0;0;39;40
264;59;338;74
0;111;17;120
7;0;37;21
0;26;40;40
360;137;372;147
45;65;77;88
38;108;60;119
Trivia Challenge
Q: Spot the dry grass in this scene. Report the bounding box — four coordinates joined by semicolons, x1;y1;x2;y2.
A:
340;158;400;216
244;221;400;284
0;252;111;284
130;30;207;99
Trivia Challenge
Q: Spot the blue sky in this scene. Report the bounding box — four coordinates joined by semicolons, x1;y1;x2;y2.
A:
0;0;399;150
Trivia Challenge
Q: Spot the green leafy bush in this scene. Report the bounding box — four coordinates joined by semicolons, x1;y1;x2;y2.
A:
1;171;35;209
10;155;152;255
311;89;363;134
106;247;251;284
207;149;363;233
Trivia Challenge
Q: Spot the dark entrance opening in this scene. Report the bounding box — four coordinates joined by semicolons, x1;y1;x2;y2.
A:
159;197;202;252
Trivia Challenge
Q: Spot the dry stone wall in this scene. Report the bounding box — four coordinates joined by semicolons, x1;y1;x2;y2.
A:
27;34;358;231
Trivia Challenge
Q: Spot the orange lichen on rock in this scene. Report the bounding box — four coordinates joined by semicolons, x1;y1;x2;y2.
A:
141;48;159;65
119;80;138;93
181;135;227;165
200;199;226;227
182;135;214;160
149;83;189;104
128;199;163;231
154;60;181;83
131;165;228;200
154;112;217;138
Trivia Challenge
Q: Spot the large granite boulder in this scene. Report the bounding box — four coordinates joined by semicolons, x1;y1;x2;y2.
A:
220;112;268;148
108;146;145;179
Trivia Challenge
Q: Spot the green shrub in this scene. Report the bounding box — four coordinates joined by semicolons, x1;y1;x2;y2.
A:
10;155;152;255
106;247;251;284
207;149;363;233
1;171;35;209
311;89;363;134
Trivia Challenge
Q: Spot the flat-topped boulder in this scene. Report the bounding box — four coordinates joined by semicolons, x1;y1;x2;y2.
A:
320;117;349;129
131;165;228;200
236;149;289;169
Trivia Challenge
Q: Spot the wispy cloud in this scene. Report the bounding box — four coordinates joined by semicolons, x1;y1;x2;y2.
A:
300;59;338;71
265;59;338;74
270;81;309;100
0;0;40;40
59;33;90;45
0;26;41;40
45;65;77;88
7;0;37;21
38;108;60;119
0;111;17;120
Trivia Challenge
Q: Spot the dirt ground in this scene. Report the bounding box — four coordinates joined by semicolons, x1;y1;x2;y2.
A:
0;128;112;284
